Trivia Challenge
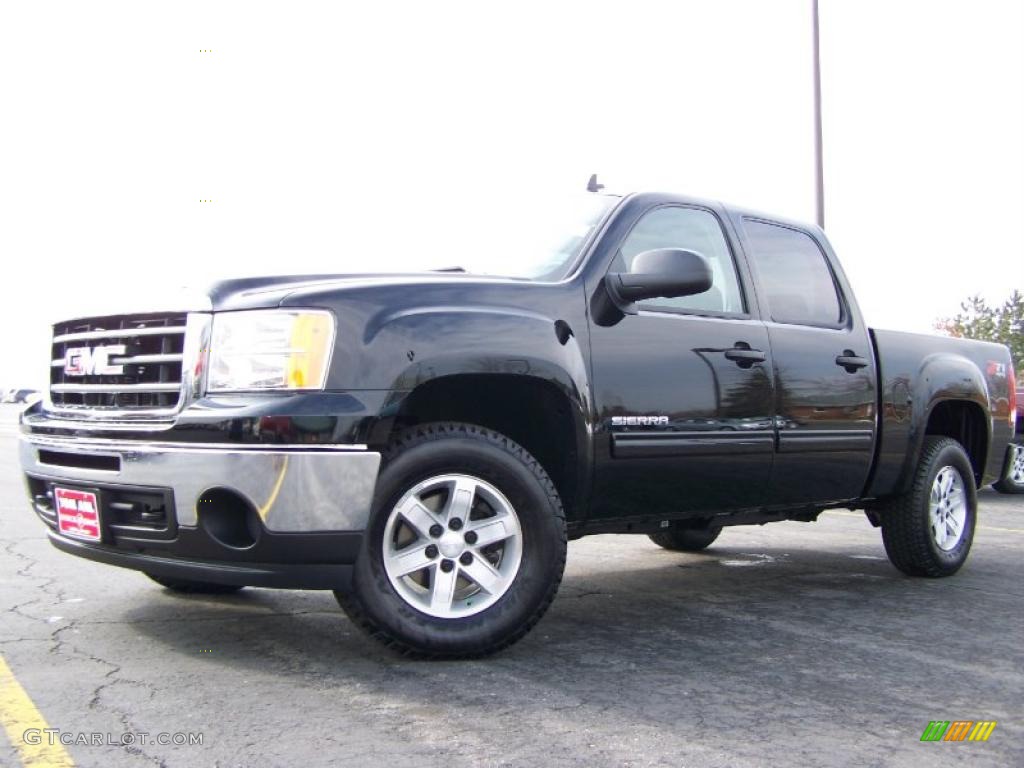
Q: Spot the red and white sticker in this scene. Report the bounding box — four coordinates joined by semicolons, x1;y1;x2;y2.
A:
55;488;101;541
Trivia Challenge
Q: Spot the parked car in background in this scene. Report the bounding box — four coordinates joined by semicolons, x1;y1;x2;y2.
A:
19;389;41;404
993;381;1023;494
4;389;41;405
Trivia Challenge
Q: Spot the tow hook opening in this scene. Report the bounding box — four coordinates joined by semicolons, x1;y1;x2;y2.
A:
197;488;261;549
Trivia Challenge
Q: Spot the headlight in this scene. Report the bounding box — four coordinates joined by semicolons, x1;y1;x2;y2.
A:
207;310;335;392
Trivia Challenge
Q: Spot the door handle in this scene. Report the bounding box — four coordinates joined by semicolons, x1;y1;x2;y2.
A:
835;351;868;373
724;346;767;366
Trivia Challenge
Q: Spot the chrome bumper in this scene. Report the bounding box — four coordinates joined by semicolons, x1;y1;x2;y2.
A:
19;433;381;532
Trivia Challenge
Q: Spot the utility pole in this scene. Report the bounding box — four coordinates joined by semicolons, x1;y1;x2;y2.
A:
812;0;825;229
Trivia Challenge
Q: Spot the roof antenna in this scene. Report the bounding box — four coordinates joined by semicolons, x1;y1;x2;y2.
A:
586;174;604;193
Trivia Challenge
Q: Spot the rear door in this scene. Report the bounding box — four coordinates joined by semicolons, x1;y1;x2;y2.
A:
737;217;877;505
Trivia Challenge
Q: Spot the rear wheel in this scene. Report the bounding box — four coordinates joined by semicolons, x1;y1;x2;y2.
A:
336;422;567;658
648;523;721;552
145;573;245;594
993;442;1024;494
880;436;977;577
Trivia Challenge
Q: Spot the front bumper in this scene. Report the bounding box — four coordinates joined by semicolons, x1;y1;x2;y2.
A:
19;432;382;589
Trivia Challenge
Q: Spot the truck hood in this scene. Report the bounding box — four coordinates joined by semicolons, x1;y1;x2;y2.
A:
204;271;527;312
51;272;527;322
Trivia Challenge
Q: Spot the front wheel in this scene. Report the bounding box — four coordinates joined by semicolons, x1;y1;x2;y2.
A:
336;423;567;658
880;436;977;577
993;442;1024;494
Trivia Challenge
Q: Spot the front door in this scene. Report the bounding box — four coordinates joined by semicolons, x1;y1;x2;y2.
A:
588;204;775;522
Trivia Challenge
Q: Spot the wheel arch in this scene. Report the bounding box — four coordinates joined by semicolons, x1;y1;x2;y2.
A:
881;353;992;495
922;399;990;486
368;372;592;524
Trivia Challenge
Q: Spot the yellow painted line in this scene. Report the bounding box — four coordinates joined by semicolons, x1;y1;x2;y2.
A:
0;654;74;767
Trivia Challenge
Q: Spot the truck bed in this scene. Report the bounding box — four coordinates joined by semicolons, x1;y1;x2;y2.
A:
867;328;1014;499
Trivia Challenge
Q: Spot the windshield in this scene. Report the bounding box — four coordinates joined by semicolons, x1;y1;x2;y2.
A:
456;193;617;281
165;193;619;291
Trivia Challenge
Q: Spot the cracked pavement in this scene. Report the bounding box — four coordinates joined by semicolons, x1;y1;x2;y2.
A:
1;404;1022;767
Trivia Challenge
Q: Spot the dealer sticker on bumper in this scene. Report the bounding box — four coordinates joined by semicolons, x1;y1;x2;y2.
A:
55;488;101;541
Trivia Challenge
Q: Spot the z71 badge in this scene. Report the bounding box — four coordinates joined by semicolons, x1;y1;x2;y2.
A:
611;415;669;427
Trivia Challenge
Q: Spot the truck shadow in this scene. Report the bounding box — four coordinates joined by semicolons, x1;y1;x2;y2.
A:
119;539;1014;685
110;538;1024;761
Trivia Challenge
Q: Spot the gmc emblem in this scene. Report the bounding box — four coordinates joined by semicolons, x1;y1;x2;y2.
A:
64;345;126;376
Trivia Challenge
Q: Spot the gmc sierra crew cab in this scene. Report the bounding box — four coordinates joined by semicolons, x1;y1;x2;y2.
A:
18;189;1017;658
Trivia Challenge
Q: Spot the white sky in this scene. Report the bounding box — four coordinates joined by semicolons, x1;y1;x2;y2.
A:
1;0;1022;388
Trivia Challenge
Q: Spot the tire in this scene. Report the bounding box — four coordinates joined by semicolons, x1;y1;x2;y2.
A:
993;442;1024;494
335;422;567;658
145;573;245;594
880;436;977;577
648;524;721;552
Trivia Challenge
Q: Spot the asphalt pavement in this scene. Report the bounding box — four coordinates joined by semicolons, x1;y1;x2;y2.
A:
1;404;1021;767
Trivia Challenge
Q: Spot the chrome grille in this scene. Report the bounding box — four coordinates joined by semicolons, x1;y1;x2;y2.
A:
49;313;188;413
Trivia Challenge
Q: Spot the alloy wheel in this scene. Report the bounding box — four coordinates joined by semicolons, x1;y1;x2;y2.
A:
382;474;523;618
929;466;967;551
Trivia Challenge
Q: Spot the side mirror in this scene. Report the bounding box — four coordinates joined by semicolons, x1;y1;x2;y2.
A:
607;248;713;306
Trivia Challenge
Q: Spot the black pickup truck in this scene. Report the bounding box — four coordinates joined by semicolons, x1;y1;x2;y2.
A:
19;189;1016;657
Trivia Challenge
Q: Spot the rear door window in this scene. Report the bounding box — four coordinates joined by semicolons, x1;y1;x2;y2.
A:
743;220;843;327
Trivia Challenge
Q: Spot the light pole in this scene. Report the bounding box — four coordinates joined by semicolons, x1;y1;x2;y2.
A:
812;0;825;229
